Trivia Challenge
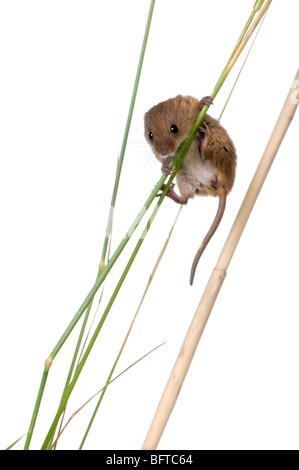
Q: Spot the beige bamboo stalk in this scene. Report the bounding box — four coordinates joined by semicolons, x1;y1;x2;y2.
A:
142;68;299;450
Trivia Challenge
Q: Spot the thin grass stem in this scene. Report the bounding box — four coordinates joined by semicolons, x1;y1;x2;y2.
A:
24;172;161;449
53;0;156;447
50;342;166;450
78;206;183;449
219;10;267;120
40;0;265;446
24;1;156;450
41;179;173;449
5;433;27;450
23;369;49;449
100;0;156;267
26;0;270;450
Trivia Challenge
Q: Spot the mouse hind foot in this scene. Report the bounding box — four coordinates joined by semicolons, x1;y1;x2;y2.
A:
157;183;188;205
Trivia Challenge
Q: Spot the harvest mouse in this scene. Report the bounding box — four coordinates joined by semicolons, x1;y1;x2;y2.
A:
144;95;237;285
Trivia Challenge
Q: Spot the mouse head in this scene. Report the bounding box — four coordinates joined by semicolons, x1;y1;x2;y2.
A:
144;95;200;163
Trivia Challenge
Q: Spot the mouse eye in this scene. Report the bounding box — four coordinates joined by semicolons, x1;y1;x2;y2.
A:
170;124;179;134
148;132;153;141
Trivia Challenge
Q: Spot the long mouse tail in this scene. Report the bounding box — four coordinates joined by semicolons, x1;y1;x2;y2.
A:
190;187;226;285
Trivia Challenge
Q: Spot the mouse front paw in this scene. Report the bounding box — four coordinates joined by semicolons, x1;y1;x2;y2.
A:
161;157;175;175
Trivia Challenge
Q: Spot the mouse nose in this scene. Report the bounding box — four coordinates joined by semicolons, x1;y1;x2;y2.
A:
160;139;174;157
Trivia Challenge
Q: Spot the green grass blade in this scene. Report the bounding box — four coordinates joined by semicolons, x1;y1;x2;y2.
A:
27;0;273;450
41;1;274;448
78;206;183;449
5;433;27;450
101;0;156;267
219;9;267;121
24;369;49;449
50;343;166;449
41;182;174;450
24;1;156;450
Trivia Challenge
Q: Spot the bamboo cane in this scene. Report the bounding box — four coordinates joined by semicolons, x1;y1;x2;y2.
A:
142;67;299;450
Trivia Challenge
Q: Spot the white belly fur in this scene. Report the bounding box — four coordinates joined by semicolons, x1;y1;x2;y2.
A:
176;140;215;197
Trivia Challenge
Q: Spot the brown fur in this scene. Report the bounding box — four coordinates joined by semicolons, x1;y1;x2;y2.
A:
144;95;237;284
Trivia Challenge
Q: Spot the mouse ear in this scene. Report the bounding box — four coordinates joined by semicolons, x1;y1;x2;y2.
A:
171;95;184;110
182;95;203;119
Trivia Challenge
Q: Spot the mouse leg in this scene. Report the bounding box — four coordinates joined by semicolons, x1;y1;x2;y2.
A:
157;183;188;204
158;156;189;203
196;121;210;159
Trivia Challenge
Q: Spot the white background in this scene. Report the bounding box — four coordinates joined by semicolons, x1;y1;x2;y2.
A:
1;0;299;451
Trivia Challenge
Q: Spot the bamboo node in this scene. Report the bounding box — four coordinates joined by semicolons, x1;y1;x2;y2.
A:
214;267;227;279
